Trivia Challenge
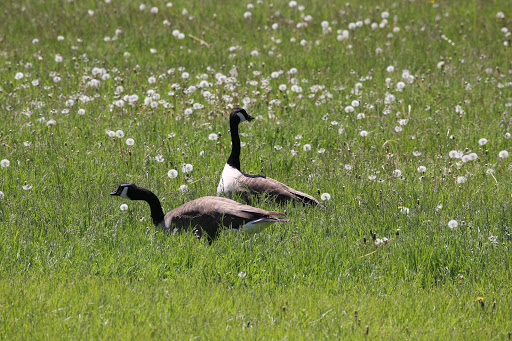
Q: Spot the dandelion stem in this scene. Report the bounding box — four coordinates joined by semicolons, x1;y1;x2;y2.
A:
359;238;395;259
188;34;210;48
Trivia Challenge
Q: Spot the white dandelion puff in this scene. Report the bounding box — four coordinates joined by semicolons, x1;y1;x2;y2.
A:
115;130;125;138
126;138;134;146
208;133;218;141
320;193;331;201
478;138;488;146
360;130;368;137
179;184;189;193
457;176;467;184
393;169;402;177
499;150;509;159
0;191;4;199
167;169;178;178
22;184;32;190
1;159;10;168
417;166;426;173
120;204;128;211
182;163;193;173
448;220;458;229
303;144;312;151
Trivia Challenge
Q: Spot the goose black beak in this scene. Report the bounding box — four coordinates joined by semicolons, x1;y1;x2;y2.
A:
247;115;255;121
110;187;121;196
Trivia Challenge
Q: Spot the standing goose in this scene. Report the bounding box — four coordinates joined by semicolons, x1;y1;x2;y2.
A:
217;108;320;206
111;182;288;239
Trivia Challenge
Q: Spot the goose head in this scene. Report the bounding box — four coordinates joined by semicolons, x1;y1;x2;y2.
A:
110;182;144;200
230;108;254;125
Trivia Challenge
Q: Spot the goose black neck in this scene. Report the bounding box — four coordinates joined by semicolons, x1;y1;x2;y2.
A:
134;187;165;226
227;118;241;170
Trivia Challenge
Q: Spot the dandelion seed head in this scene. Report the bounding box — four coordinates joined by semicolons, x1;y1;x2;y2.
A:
303;144;311;151
478;138;488;146
448;220;458;229
126;138;134;146
393;169;402;177
360;130;368;137
115;130;125;138
179;184;189;193
167;169;178;178
1;159;10;168
321;193;331;201
182;163;193;173
23;184;32;190
417;166;426;173
0;191;4;199
457;176;467;184
499;150;509;158
208;133;218;141
120;204;128;211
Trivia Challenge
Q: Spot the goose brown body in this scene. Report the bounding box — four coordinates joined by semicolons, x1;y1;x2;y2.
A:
111;183;288;240
162;196;287;237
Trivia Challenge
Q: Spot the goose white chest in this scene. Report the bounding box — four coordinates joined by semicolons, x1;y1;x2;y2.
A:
217;163;243;197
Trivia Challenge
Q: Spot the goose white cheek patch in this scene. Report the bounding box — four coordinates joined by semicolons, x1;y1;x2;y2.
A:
120;186;129;198
237;112;246;122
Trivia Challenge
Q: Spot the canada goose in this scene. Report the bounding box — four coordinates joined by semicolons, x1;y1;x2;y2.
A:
217;108;320;206
111;182;288;239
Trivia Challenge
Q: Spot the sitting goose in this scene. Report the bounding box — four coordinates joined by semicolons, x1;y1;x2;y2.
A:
111;182;288;239
217;108;319;206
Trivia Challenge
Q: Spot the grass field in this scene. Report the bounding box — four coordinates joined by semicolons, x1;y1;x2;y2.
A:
1;0;512;338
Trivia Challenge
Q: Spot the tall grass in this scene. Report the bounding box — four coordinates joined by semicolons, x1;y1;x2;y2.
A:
1;0;512;338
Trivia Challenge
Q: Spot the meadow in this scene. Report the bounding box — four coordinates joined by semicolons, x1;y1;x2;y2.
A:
1;0;512;338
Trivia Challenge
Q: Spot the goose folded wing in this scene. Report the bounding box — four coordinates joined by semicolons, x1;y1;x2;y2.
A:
238;174;319;205
164;196;285;237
